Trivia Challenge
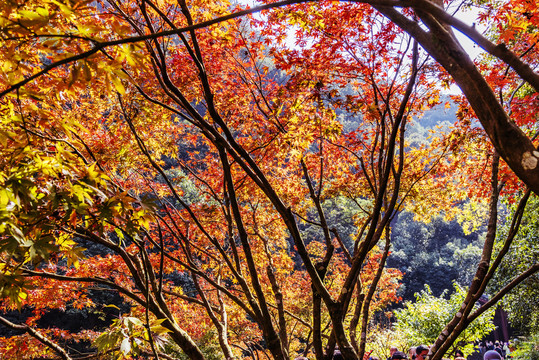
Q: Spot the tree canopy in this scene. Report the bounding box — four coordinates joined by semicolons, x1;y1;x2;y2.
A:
0;0;538;359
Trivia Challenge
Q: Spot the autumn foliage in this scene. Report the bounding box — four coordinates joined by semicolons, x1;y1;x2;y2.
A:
0;0;538;359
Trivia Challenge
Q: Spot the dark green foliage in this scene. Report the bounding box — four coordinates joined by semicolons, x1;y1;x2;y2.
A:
394;284;495;356
300;196;364;254
388;212;484;301
490;195;539;335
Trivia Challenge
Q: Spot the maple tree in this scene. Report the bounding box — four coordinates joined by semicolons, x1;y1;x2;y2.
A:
0;0;538;360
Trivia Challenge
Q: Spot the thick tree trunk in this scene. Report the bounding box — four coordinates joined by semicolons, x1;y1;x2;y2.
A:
376;4;539;195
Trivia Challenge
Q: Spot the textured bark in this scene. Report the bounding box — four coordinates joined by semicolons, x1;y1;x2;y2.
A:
358;231;391;359
426;154;501;359
349;283;365;354
375;4;539;196
313;289;325;360
267;264;289;355
192;273;236;360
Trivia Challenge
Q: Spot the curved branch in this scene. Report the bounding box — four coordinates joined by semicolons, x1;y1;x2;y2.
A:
394;0;539;92
468;262;539;323
0;316;73;360
0;0;313;98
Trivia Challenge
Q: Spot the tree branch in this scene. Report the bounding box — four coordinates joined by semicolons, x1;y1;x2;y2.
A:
0;316;73;360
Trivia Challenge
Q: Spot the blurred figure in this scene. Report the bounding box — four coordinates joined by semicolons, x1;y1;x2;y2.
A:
387;346;398;360
408;347;416;360
503;342;510;358
494;342;504;358
415;345;429;360
392;351;408;360
332;346;343;360
479;341;486;355
484;350;502;360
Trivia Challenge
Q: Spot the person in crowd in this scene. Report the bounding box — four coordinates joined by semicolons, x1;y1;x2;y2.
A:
478;341;486;355
408;347;416;360
502;342;510;358
454;349;464;359
484;350;502;360
392;351;408;360
508;340;515;353
387;346;398;360
494;342;504;358
332;346;343;360
415;345;429;360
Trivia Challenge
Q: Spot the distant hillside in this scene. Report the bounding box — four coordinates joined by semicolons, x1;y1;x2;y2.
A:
415;94;458;128
406;94;458;147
